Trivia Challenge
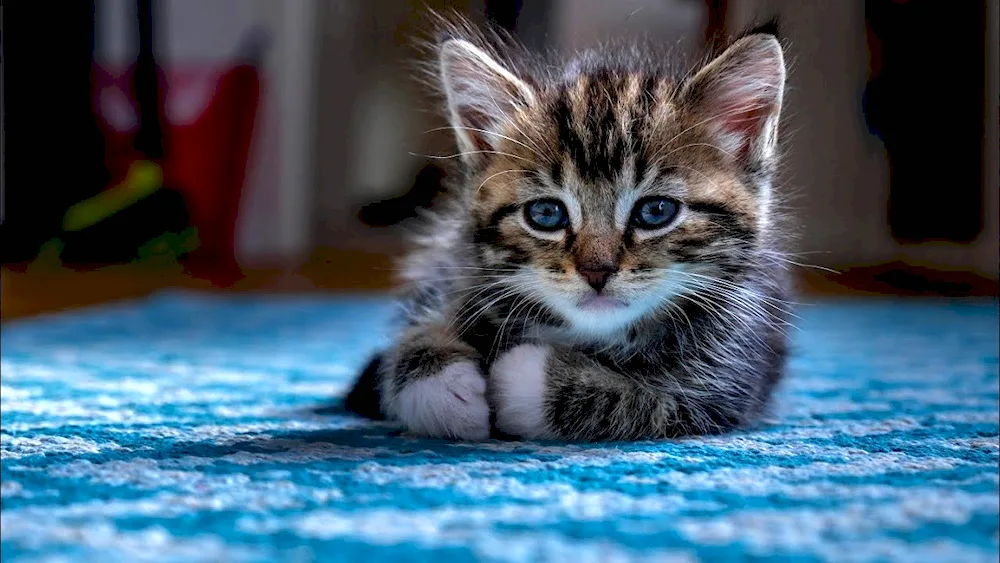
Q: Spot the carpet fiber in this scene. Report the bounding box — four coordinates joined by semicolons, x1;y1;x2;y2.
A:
2;292;998;562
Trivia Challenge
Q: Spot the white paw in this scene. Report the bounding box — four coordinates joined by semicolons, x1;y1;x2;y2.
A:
490;344;555;440
392;361;490;441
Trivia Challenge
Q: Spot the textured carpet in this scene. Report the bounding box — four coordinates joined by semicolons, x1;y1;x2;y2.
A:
1;292;998;562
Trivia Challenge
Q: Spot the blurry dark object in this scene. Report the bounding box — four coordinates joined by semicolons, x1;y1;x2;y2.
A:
342;355;387;420
864;0;986;243
358;163;446;227
483;0;551;48
493;0;552;51
2;1;112;263
131;0;164;162
60;0;191;264
705;0;728;44
484;0;523;32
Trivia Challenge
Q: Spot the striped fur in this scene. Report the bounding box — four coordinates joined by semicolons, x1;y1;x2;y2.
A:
347;16;795;441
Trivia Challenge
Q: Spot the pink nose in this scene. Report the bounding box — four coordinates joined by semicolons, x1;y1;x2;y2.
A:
578;267;615;292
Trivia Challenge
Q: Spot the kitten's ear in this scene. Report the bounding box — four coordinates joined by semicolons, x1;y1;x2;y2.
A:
438;39;535;164
681;34;786;165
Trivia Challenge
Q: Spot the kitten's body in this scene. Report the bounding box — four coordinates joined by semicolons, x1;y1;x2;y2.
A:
346;19;794;441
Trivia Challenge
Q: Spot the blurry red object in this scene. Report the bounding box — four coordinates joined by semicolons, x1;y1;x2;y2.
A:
91;62;261;281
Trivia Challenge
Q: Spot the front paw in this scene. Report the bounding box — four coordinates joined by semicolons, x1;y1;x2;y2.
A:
490;344;556;440
392;361;490;440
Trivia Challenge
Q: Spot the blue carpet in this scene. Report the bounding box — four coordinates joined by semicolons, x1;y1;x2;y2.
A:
1;292;997;562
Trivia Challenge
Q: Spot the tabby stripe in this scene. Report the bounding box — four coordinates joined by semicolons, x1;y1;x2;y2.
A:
563;230;577;252
686;202;733;216
550;160;563;186
487;204;519;228
474;204;519;245
588;70;626;181
686;202;756;243
555;87;589;179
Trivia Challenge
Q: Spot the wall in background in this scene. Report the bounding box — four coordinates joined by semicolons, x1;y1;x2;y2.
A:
728;0;997;278
551;0;705;55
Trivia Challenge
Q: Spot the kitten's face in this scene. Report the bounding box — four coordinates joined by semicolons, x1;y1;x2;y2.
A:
439;35;785;339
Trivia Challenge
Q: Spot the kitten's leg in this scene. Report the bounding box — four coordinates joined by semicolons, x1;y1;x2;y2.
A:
381;323;489;440
344;354;387;420
491;345;723;441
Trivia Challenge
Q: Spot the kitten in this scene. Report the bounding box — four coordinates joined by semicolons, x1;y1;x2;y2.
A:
345;17;794;442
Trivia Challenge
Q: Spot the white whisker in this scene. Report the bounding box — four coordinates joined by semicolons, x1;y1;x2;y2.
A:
423;125;543;160
411;150;539;166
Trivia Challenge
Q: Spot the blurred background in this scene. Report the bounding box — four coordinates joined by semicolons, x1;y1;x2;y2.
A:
2;0;997;320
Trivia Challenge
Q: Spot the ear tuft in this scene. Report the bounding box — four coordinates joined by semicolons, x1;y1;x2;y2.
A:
682;34;786;165
439;39;535;164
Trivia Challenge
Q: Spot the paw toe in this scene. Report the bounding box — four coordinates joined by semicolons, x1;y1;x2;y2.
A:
393;361;490;441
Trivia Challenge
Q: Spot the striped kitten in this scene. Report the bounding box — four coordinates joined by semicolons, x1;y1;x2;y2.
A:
346;19;794;441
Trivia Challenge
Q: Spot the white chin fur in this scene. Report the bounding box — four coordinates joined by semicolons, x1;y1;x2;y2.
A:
491;344;555;440
391;361;490;441
555;303;648;339
547;268;692;341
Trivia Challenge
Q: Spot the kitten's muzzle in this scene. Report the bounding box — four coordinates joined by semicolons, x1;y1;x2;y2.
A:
577;264;617;293
572;235;621;294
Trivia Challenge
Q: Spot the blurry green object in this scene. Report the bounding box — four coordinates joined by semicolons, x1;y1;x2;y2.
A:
62;161;163;232
137;226;200;262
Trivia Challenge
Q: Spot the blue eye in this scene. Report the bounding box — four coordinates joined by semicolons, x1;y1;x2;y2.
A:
632;197;680;229
524;199;569;231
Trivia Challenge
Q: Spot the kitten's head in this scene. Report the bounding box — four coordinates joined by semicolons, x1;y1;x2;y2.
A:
434;24;786;340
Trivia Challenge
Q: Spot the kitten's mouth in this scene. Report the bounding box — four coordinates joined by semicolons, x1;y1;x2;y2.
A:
577;294;628;311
